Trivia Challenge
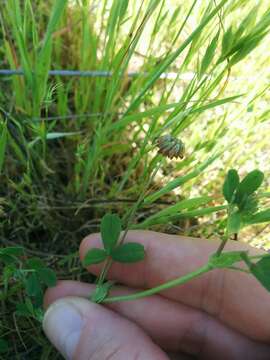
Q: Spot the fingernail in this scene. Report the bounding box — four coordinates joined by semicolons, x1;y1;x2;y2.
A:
43;299;85;360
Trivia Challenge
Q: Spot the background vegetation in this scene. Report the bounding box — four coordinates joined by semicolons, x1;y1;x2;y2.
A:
0;0;270;358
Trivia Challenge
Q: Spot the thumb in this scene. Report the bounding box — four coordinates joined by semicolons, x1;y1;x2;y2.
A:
43;297;168;360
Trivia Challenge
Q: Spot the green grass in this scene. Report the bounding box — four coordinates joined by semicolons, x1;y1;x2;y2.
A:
0;0;270;357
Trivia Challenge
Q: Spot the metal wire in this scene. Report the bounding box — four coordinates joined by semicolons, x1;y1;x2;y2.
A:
0;69;190;79
0;69;260;82
0;69;139;77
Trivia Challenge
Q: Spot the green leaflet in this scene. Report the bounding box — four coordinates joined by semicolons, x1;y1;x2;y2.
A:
227;211;241;235
111;243;145;263
223;169;239;203
250;256;270;292
83;248;107;266
101;213;122;252
235;170;264;202
37;268;57;287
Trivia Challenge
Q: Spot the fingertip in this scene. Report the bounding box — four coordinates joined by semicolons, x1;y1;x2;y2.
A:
43;297;91;359
44;281;95;309
43;281;65;309
44;296;168;360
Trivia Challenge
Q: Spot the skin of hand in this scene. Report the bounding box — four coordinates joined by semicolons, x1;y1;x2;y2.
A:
43;231;270;360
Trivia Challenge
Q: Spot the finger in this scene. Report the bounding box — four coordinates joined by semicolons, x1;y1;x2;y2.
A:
44;281;270;359
44;280;207;352
79;230;270;342
43;296;169;360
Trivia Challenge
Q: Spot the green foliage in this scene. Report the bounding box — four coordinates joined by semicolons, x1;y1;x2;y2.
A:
209;251;247;268
83;214;145;268
16;297;44;322
0;246;24;265
235;170;264;202
37;268;57;287
24;257;57;291
223;169;239;203
227;211;241;235
90;281;114;304
222;169;267;236
0;121;8;174
144;153;220;204
221;26;235;57
25;273;42;298
137;196;212;228
0;247;56;309
101;213;122;251
111;242;145;263
249;256;270;291
83;248;107;266
0;339;8;354
245;209;270;225
200;31;219;77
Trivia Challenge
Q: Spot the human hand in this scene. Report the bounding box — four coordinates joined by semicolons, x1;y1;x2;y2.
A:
43;231;270;359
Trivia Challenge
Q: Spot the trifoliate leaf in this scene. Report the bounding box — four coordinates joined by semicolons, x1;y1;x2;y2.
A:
223;169;239;203
101;213;122;252
111;242;145;263
83;248;107;266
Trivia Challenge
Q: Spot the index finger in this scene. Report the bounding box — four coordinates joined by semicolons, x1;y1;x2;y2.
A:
80;230;270;343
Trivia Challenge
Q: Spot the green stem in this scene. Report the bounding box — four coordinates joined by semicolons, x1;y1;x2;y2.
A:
102;263;212;303
216;204;233;256
96;161;163;287
215;235;228;256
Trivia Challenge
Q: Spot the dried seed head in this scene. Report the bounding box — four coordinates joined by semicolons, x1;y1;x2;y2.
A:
156;135;185;159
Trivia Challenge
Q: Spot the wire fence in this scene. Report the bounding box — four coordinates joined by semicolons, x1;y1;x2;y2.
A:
0;69;263;81
0;68;264;122
0;69;193;122
0;69;183;79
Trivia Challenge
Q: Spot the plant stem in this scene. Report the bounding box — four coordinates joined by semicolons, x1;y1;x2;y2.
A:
216;204;233;256
96;161;163;287
102;263;212;303
215;236;228;256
